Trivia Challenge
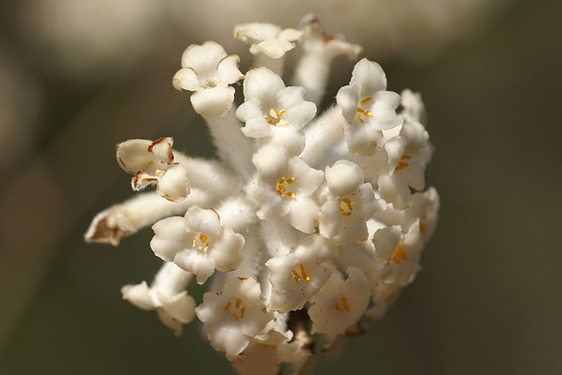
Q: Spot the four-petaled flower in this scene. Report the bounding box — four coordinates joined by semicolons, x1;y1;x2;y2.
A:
121;262;196;336
234;22;302;60
319;160;383;244
195;277;274;359
337;58;401;154
150;206;244;284
237;67;316;156
251;144;323;233
173;41;244;117
308;267;371;335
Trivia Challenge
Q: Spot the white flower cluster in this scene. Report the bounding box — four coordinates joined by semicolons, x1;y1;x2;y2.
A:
86;16;439;375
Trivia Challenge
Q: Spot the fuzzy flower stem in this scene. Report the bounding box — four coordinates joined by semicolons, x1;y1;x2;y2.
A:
205;107;255;177
174;154;240;198
85;191;210;245
253;53;284;76
300;106;345;168
292;52;330;106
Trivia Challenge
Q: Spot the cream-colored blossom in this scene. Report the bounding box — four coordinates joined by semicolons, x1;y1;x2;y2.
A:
86;16;439;374
173;41;243;117
116;137;189;202
196;277;274;359
151;206;244;284
121;262;195;335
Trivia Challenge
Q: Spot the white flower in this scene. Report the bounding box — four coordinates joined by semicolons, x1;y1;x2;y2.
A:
237;67;316;156
116;137;189;201
87;15;439;373
251;144;323;233
400;89;426;123
121;262;195;336
379;117;433;209
265;252;331;312
308;267;371;335
234;23;302;59
319;160;383;244
195;277;274;359
172;41;243;117
150;206;245;284
337;58;401;154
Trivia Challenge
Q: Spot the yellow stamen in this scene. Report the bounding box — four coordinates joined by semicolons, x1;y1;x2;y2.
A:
276;177;296;198
338;197;353;216
264;108;288;126
224;298;246;321
360;97;372;106
192;233;209;251
355;97;374;123
334;297;350;312
290;263;310;282
391;245;408;264
394;155;412;171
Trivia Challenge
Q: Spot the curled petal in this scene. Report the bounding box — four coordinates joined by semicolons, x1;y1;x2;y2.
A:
243;67;285;103
151;216;189;262
156;164;190;201
211;230;245;272
250;40;295;59
325;160;364;197
217;54;244;85
350;58;387;98
181;41;227;72
252;145;289;181
172;67;200;91
190;86;235;118
174;250;216;284
184;206;222;239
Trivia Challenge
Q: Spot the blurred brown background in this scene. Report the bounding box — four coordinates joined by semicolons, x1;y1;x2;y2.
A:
0;0;561;374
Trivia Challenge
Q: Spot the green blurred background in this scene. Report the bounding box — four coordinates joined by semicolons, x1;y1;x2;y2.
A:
1;0;561;374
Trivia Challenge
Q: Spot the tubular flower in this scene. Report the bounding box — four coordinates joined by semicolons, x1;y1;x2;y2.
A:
86;16;439;375
121;262;196;336
117;137;190;202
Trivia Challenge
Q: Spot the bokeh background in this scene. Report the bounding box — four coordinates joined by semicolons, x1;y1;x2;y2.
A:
1;0;561;374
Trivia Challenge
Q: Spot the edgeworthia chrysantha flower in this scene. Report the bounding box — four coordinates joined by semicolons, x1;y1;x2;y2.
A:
86;15;439;375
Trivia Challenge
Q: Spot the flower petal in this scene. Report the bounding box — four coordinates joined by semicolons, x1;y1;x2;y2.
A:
172;67;201;91
243;67;285;103
190;86;234;118
350;58;387;98
150;216;189;262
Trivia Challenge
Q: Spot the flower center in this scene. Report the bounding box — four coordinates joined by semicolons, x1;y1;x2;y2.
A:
391;245;407;264
338;197;353;216
192;233;209;251
394;155;412;171
223;297;246;321
276;177;295;198
334;297;350;312
355;97;373;123
264;108;288;126
290;263;310;282
201;77;218;89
